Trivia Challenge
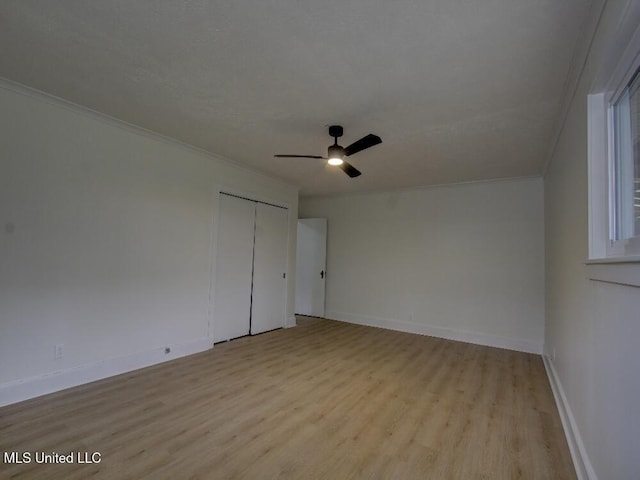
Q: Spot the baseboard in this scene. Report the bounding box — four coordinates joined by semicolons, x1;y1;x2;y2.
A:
325;311;542;354
543;355;597;480
0;337;213;407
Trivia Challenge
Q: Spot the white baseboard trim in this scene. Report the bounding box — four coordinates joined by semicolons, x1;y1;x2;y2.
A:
543;355;597;480
325;311;542;354
0;337;213;407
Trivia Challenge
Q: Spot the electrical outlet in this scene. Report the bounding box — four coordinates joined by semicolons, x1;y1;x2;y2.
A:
552;348;556;363
54;344;64;360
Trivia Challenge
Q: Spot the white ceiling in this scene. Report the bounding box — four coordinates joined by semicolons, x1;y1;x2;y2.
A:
0;0;591;196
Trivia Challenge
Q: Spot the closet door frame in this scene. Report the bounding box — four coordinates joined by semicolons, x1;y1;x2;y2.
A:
209;186;291;342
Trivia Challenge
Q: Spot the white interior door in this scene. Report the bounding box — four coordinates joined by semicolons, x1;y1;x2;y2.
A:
295;218;327;317
213;194;255;342
251;203;288;334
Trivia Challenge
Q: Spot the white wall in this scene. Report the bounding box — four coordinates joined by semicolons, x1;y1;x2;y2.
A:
543;1;640;479
299;177;545;353
0;81;298;405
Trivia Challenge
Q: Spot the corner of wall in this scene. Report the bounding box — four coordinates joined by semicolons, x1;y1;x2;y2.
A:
286;316;298;328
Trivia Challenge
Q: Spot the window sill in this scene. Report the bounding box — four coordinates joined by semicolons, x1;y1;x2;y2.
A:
585;257;640;287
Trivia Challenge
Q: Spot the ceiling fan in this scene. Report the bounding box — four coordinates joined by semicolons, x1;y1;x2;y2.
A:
274;125;382;178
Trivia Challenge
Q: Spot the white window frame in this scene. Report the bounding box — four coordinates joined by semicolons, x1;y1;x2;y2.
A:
588;22;640;262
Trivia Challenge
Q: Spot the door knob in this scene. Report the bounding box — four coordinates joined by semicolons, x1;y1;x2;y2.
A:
320;270;325;279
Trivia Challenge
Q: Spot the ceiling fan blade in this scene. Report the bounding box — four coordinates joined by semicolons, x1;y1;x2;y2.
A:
274;154;324;159
344;134;382;156
339;160;361;178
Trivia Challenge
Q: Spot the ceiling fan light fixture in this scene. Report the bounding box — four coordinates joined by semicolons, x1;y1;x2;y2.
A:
327;144;344;166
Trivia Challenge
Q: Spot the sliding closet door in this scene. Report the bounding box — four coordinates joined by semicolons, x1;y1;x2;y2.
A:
213;195;256;342
251;203;288;334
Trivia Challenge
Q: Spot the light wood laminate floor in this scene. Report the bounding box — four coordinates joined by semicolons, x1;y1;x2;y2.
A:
1;318;576;479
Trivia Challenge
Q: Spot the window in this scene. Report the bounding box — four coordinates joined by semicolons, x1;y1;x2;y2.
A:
611;69;640;242
587;21;640;261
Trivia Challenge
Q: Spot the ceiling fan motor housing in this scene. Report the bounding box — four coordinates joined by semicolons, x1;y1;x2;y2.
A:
328;144;345;159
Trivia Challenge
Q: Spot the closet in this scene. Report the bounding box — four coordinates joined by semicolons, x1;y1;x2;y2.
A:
213;193;288;342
